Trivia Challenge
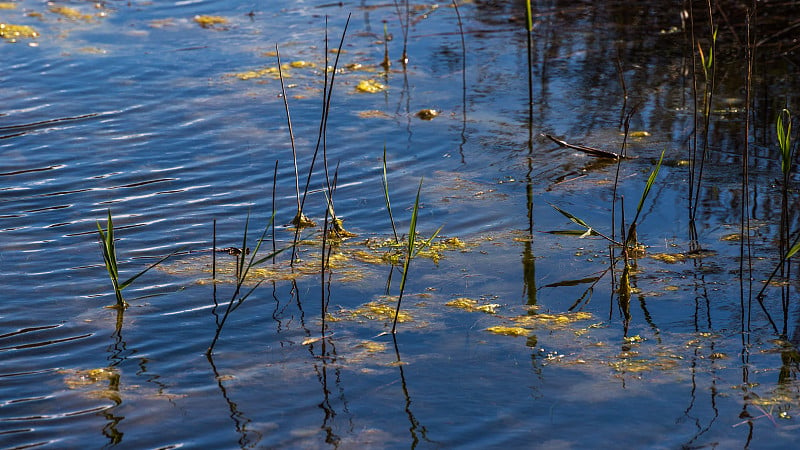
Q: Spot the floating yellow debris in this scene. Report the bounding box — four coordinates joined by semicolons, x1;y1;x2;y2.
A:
231;66;282;80
650;252;686;263
359;235;467;265
358;110;393;119
629;131;650;137
356;79;386;93
355;340;387;353
79;47;107;55
349;249;386;265
512;311;593;327
291;211;316;228
50;6;94;21
194;15;228;29
328;217;358;239
0;23;38;40
445;297;499;314
149;18;176;28
301;336;324;346
334;300;412;323
0;3;16;9
609;359;653;373
62;367;119;388
415;109;439;120
623;334;644;344
290;60;315;68
486;326;529;337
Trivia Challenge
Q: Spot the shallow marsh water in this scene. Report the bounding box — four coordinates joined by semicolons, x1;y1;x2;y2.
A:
3;0;800;448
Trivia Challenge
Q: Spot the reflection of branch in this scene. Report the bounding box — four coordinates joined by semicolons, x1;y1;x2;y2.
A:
100;307;126;445
100;407;124;445
540;266;610;311
391;334;437;447
522;238;537;306
310;336;342;446
679;347;719;448
733;404;778;428
206;353;261;448
453;0;467;164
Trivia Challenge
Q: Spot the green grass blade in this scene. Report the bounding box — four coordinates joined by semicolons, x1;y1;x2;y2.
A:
382;146;399;243
413;225;444;259
777;108;792;175
787;240;800;259
635;148;666;216
547;202;619;245
392;178;424;334
250;244;292;267
118;250;179;290
548;202;592;230
525;0;533;32
237;211;251;283
406;179;423;257
96;209;125;306
105;210;118;280
237;213;276;283
97;212;117;284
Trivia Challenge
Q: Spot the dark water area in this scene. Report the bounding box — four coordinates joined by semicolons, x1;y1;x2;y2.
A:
3;0;800;448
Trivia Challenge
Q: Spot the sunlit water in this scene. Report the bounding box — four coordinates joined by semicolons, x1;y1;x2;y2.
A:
3;0;800;448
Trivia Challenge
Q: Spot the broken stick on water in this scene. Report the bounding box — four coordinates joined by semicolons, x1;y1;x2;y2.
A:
542;133;623;159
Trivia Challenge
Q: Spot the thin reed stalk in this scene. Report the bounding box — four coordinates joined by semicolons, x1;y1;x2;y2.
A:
382;146;399;243
290;15;352;265
524;0;534;114
207;212;291;355
688;2;717;249
741;5;755;333
276;45;315;230
393;0;409;66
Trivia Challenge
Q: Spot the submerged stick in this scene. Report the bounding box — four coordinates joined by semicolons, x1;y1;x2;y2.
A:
542;133;624;159
0;112;101;132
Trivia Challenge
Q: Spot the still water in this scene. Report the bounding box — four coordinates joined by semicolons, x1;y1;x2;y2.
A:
3;0;800;448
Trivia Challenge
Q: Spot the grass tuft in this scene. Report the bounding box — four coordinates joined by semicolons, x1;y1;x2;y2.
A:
96;209;176;309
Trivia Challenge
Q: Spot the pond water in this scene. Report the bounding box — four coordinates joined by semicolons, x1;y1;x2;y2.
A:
3;0;800;448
